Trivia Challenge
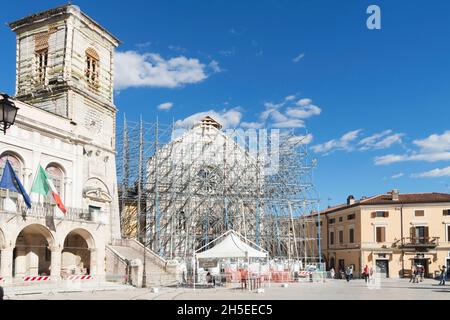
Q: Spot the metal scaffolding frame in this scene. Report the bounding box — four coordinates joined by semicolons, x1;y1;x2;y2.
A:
117;115;321;267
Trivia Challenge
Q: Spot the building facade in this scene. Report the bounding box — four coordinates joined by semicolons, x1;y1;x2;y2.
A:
305;190;450;278
0;5;121;284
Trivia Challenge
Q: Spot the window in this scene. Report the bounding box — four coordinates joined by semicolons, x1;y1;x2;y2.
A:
411;226;429;244
376;226;386;243
35;49;48;84
45;164;64;200
339;217;343;222
415;210;425;217
315;221;323;227
0;153;22;177
0;153;23;198
329;218;335;224
347;214;355;220
447;225;450;242
349;228;355;243
329;232;334;245
339;230;344;244
372;211;389;218
444;209;450;216
85;48;100;87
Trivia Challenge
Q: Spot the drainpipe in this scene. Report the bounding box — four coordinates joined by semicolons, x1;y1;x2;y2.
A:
400;204;404;278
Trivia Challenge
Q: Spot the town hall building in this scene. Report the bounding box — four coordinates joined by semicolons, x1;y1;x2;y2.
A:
0;4;123;285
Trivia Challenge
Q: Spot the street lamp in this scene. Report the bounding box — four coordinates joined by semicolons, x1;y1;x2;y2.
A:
0;93;19;135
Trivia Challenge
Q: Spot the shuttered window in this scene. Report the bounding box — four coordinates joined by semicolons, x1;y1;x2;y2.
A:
376;226;386;243
349;228;355;243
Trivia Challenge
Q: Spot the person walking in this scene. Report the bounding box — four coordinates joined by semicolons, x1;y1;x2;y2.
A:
439;265;447;285
330;267;335;279
414;265;420;283
410;265;416;283
363;265;369;283
345;266;351;282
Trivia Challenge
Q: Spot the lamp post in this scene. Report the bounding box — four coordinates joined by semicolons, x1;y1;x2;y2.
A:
0;93;19;134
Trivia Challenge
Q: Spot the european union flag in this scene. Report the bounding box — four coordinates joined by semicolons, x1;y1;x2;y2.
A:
0;160;31;208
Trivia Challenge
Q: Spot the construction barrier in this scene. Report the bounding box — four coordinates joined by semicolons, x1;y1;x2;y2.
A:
23;276;51;282
66;275;93;281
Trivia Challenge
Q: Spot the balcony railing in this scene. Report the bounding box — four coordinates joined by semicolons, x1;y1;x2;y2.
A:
0;195;95;223
394;237;439;249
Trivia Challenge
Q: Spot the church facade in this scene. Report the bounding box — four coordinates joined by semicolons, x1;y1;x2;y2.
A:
0;5;121;284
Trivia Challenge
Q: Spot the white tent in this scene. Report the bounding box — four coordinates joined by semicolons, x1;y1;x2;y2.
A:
193;230;269;289
196;230;268;259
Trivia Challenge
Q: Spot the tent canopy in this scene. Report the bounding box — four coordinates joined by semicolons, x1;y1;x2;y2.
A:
195;230;268;259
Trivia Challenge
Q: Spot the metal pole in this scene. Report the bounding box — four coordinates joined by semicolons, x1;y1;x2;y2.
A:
138;117;146;288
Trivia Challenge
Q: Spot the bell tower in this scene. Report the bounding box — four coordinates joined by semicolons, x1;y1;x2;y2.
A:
8;5;123;240
9;4;120;121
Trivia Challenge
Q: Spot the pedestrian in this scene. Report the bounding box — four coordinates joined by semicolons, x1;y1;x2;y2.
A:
330;267;335;279
349;266;354;280
369;266;374;283
414;265;420;283
410;265;416;283
363;265;369;283
419;265;424;282
345;266;351;282
439;265;446;285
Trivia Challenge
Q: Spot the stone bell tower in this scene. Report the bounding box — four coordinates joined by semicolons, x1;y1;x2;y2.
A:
8;5;123;240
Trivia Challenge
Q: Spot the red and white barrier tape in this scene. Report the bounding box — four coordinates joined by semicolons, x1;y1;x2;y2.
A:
67;275;93;280
23;276;50;282
299;271;312;277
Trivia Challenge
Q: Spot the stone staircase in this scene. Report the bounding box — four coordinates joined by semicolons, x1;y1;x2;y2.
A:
107;238;178;287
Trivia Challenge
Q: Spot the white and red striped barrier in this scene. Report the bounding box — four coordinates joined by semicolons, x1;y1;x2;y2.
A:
298;271;312;277
23;276;51;282
66;275;93;281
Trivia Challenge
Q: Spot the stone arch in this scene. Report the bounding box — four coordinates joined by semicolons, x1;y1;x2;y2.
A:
85;47;99;61
13;223;55;277
0;150;26;176
61;228;96;276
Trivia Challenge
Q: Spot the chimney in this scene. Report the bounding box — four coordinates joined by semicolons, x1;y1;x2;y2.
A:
391;189;399;201
347;195;355;205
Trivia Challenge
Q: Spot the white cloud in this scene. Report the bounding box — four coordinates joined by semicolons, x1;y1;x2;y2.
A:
297;98;312;106
413;131;450;152
411;166;450;178
115;51;211;89
391;173;404;179
311;129;362;154
285;95;296;101
358;130;404;151
157;102;173;111
241;121;265;129
272;119;305;128
375;152;450;165
286;105;321;119
293;53;305;63
208;60;222;73
175;108;242;129
375;131;450;165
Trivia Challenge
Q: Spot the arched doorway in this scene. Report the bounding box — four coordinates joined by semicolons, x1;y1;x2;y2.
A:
61;229;95;276
13;224;54;277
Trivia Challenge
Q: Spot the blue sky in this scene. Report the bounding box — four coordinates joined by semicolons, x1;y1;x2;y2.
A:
1;1;450;208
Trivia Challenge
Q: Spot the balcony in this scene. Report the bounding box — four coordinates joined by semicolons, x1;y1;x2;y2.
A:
394;237;439;250
0;195;96;223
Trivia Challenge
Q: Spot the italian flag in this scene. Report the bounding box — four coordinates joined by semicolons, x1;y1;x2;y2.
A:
31;165;67;214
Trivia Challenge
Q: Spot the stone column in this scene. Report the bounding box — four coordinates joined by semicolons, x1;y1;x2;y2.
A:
50;245;62;281
89;248;98;276
0;246;14;284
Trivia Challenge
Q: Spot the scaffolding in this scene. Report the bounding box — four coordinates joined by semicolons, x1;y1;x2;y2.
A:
117;115;321;267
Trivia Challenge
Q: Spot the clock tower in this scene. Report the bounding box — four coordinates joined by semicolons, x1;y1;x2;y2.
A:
8;5;122;239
